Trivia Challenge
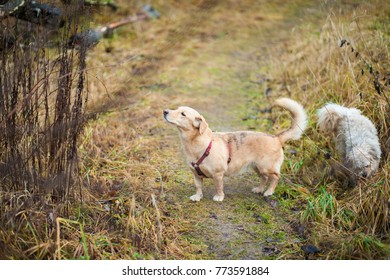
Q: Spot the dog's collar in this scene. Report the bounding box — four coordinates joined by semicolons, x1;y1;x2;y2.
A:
191;141;213;177
191;140;232;178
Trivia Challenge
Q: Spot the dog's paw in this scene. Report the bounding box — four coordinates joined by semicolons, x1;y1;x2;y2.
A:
213;194;224;202
189;194;203;202
263;190;274;197
252;187;264;194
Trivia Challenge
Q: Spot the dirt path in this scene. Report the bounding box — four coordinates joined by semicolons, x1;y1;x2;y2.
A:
148;2;316;259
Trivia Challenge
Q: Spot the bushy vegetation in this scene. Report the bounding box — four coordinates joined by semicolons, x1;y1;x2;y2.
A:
259;0;389;258
0;1;91;259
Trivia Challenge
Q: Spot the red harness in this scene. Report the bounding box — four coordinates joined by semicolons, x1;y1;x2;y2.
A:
191;140;231;178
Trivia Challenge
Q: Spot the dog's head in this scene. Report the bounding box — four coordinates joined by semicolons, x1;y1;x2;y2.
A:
344;146;380;179
163;106;209;136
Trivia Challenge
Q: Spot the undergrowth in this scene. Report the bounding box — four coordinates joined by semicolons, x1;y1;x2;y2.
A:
247;0;390;259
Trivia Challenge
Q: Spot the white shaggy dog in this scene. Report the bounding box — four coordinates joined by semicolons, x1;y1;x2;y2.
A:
317;103;381;181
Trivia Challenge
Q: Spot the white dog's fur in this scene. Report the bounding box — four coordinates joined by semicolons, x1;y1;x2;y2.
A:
317;103;381;180
164;98;307;202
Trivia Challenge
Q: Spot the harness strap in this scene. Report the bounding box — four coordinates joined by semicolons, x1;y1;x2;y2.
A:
227;142;232;164
191;141;212;177
191;140;232;178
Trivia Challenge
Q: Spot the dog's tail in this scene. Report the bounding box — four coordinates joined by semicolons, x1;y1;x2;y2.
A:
273;98;307;144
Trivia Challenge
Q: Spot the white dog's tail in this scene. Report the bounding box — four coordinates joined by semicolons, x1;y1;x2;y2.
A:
273;98;308;144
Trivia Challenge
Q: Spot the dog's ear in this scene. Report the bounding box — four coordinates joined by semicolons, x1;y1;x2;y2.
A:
194;116;208;135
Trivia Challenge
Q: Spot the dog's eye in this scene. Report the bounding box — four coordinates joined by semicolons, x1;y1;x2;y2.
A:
181;112;186;117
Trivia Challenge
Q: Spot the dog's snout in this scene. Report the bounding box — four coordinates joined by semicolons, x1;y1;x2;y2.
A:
163;109;169;117
361;171;368;178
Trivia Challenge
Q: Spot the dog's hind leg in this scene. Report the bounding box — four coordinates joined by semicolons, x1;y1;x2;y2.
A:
260;152;283;196
212;172;225;202
252;174;269;194
189;174;203;202
263;172;280;197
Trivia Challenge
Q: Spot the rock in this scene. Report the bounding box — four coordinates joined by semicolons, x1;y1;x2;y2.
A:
253;213;268;224
262;246;279;256
288;149;297;155
301;244;320;254
264;196;278;208
209;212;218;219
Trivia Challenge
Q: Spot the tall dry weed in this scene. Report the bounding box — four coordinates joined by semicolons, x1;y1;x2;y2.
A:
0;1;90;259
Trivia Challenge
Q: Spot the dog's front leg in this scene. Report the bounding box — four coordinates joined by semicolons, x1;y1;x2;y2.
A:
212;172;225;202
189;174;203;202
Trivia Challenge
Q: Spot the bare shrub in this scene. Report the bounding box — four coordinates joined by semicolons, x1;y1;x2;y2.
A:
0;1;89;233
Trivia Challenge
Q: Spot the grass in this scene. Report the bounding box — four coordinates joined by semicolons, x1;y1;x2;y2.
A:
262;0;390;258
0;0;389;260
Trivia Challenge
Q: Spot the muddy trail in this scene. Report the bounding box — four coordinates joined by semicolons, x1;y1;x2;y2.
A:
80;0;389;260
149;3;315;259
135;1;314;260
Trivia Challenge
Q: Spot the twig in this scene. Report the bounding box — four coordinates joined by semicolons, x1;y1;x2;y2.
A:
150;193;162;248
